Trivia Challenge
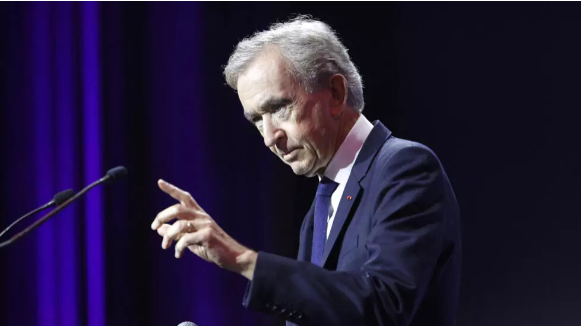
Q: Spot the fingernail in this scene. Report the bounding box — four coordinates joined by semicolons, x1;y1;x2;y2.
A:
159;179;167;186
151;221;159;230
174;251;180;259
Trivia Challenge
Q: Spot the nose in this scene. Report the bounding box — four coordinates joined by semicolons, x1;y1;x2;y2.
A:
262;115;284;148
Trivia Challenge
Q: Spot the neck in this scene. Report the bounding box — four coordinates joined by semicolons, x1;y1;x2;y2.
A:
316;109;360;176
335;111;359;151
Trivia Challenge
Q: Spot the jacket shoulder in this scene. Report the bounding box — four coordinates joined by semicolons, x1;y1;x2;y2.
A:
374;136;441;169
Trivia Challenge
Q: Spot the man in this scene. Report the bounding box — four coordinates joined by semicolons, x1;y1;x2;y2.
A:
151;16;461;326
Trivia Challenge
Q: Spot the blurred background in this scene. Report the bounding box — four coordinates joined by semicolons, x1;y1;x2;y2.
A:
1;2;580;326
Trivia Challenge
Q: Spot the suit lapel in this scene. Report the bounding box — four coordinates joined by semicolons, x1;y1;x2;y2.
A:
321;121;392;268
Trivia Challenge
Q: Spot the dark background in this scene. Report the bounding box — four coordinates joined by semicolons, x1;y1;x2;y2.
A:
1;2;580;326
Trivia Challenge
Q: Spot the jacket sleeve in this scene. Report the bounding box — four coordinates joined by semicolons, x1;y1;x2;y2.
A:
242;145;448;326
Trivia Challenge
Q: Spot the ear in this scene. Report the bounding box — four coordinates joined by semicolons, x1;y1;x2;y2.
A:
329;74;348;118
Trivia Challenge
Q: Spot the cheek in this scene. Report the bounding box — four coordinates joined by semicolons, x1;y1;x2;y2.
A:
287;125;313;151
286;102;324;150
300;103;327;138
300;121;325;150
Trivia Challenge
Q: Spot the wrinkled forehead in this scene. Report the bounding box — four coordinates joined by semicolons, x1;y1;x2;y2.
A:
237;53;298;114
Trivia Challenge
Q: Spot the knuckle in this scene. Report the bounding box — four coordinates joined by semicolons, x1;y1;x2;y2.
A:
177;205;193;216
201;227;212;239
166;228;177;238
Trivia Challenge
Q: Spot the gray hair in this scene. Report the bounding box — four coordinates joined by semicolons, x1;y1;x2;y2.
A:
223;16;365;112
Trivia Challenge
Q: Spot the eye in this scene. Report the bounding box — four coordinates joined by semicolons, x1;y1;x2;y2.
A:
249;114;262;123
273;106;289;119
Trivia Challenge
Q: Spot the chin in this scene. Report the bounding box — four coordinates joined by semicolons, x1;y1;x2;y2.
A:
290;160;317;177
290;165;307;176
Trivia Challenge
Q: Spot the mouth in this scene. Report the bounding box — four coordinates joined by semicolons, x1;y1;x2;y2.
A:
282;148;299;161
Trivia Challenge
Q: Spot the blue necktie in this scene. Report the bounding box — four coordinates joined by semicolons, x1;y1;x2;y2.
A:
311;177;339;266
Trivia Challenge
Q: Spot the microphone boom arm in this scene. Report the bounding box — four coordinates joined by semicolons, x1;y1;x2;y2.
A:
0;178;103;249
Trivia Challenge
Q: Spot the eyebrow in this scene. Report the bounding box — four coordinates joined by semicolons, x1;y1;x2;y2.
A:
244;97;293;122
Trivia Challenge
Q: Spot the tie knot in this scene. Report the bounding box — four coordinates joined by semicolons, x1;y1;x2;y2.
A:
317;177;339;196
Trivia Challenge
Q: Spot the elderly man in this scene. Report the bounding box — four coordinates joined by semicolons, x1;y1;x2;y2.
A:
151;16;461;326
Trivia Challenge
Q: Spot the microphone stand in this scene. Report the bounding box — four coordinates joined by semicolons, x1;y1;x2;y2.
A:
0;177;107;249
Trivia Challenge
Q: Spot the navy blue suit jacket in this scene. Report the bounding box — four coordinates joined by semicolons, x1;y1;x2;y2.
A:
243;122;461;326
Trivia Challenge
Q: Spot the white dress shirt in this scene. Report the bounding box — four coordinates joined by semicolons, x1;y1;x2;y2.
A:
321;114;374;239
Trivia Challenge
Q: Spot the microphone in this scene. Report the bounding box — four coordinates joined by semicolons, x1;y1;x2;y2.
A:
177;322;198;326
0;166;128;249
53;189;77;205
101;166;128;184
0;189;76;239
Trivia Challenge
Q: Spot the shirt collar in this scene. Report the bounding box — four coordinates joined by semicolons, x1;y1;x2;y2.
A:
321;114;374;185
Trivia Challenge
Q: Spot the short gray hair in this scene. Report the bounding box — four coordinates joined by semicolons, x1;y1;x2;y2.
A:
223;15;365;112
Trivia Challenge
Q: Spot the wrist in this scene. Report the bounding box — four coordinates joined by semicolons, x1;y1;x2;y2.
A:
236;249;258;280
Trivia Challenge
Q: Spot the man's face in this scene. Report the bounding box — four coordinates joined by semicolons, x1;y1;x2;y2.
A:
237;51;336;177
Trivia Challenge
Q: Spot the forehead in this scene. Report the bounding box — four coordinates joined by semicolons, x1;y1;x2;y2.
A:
237;52;296;114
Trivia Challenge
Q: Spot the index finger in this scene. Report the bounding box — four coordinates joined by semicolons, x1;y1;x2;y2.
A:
158;179;200;208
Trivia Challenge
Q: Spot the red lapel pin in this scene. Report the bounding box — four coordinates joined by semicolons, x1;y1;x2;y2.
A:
347;195;352;200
